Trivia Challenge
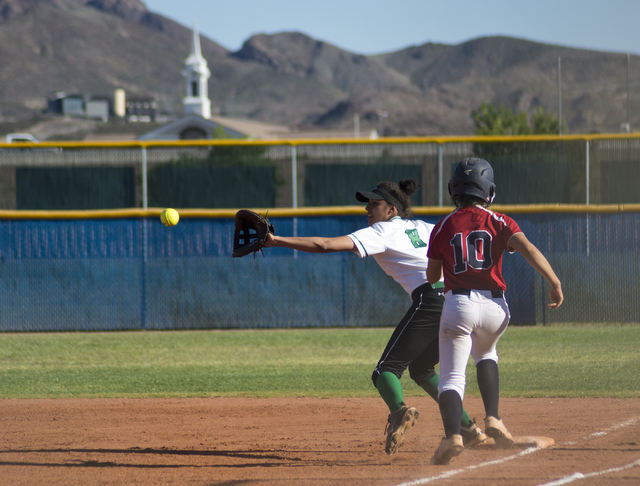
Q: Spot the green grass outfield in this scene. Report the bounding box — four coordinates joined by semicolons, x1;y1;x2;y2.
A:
0;325;638;399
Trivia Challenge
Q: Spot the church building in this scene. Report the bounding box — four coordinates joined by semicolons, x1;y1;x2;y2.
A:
139;24;245;140
182;22;211;119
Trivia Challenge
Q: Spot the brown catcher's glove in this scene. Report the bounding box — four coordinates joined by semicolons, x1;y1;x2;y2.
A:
232;209;275;258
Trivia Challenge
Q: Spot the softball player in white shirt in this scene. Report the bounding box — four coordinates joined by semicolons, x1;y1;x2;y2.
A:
265;179;487;455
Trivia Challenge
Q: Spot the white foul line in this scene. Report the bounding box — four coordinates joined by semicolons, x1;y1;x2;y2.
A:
535;458;640;486
393;447;540;486
534;415;640;486
392;415;640;486
564;416;639;445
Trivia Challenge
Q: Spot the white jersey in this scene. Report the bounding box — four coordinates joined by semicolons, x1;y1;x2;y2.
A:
348;217;437;296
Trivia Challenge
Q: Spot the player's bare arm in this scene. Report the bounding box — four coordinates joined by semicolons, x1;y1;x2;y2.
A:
265;233;357;254
426;259;443;285
508;233;564;309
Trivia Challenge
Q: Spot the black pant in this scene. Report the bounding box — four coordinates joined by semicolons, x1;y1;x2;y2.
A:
372;283;444;388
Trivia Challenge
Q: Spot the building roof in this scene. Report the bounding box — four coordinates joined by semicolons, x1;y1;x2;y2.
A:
137;114;246;140
208;115;292;140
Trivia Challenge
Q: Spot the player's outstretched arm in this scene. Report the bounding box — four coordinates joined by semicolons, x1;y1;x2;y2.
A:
264;233;357;254
508;233;563;309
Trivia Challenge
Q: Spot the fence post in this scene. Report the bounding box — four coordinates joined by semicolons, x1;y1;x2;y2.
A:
141;217;148;330
141;146;148;209
585;140;590;257
141;145;148;329
438;143;443;206
291;144;297;211
291;144;299;258
585;140;589;206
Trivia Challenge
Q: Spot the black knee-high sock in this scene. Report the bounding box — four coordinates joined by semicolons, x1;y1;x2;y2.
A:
439;390;463;438
417;373;475;427
477;359;500;418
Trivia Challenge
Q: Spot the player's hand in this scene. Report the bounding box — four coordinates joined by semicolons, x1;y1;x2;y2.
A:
548;286;563;309
263;232;276;247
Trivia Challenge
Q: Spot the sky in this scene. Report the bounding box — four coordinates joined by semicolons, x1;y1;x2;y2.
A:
143;0;640;56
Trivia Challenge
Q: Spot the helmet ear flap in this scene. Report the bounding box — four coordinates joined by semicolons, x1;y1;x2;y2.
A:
487;184;496;206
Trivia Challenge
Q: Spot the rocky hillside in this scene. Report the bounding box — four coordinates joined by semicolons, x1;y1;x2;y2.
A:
0;0;637;137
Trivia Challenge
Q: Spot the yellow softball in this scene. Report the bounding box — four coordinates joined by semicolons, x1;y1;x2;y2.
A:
160;208;180;227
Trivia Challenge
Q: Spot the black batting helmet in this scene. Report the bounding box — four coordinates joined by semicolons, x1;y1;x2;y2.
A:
448;157;496;206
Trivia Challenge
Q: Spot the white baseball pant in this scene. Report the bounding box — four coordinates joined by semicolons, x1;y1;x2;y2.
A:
438;289;510;400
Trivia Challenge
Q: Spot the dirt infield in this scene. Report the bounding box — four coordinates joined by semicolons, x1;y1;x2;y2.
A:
0;397;638;485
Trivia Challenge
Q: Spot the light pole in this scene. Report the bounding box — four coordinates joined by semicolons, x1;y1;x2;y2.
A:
621;53;631;133
377;110;388;137
558;56;562;135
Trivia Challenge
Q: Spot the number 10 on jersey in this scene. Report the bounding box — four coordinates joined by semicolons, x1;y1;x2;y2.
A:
451;231;493;274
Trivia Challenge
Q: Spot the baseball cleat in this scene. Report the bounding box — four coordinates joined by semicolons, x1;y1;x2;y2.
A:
430;434;464;465
460;419;487;448
384;405;419;455
484;416;515;449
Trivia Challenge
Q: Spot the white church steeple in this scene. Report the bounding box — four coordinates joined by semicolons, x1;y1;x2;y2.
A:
182;22;211;118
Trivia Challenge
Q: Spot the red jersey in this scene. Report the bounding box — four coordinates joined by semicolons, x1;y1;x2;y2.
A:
427;206;522;292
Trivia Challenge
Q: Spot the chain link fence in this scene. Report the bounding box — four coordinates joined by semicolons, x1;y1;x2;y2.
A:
0;135;639;331
0;209;638;331
1;134;639;210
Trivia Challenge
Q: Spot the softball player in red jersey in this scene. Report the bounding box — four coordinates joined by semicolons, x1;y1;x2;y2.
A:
265;179;487;455
426;158;563;465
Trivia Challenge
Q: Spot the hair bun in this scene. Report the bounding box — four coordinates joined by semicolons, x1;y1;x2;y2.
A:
399;179;419;196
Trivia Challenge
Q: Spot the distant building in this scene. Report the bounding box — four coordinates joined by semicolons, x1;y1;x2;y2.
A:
125;96;157;122
46;90;159;122
137;25;228;140
182;22;211;119
85;97;110;121
113;89;126;117
47;92;84;116
47;92;111;121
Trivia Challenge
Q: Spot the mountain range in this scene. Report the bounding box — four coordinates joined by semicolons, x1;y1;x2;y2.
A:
0;0;638;138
